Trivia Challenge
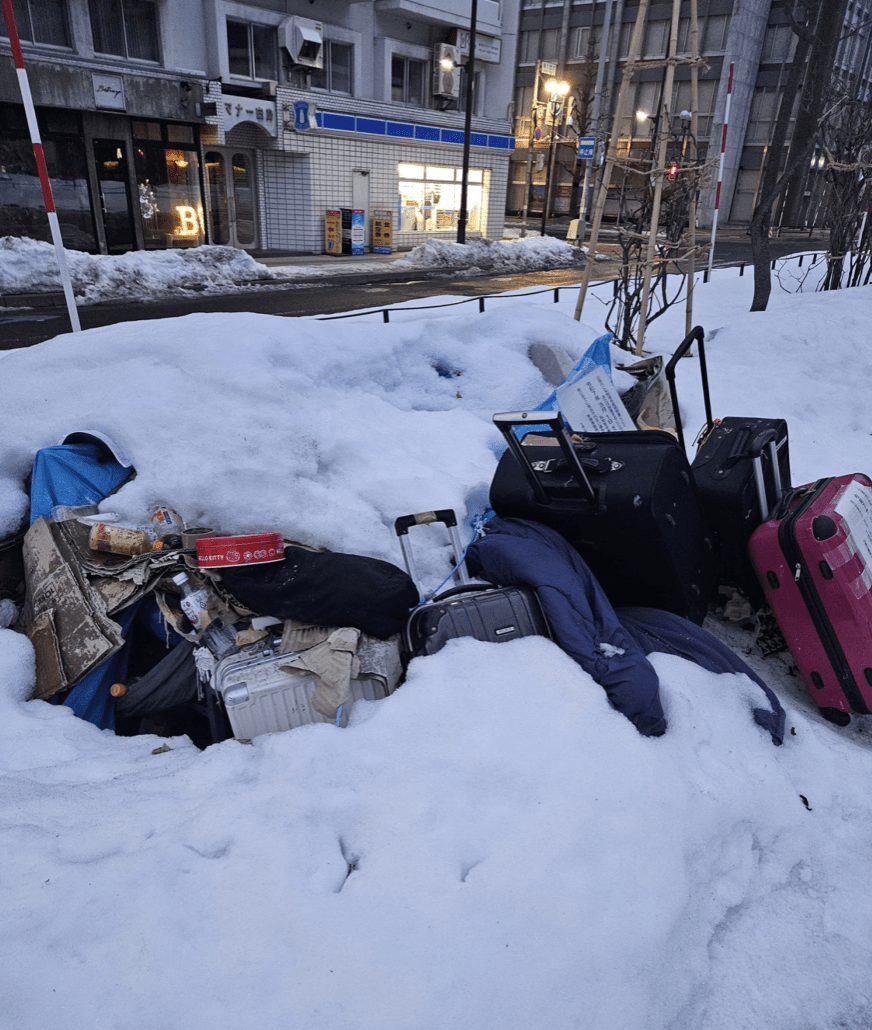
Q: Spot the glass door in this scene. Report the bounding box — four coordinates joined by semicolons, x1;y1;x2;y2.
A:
94;139;135;252
204;149;258;249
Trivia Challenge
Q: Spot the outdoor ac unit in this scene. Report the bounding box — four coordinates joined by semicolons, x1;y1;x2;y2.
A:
433;43;460;98
281;16;323;69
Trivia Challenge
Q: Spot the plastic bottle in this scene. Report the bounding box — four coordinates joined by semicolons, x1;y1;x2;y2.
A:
172;571;210;632
0;598;18;629
151;505;185;541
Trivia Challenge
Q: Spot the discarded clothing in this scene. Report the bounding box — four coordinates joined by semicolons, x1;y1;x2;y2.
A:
467;516;667;737
615;607;786;745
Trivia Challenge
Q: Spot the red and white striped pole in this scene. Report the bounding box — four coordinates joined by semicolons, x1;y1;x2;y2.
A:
707;62;734;279
2;0;80;331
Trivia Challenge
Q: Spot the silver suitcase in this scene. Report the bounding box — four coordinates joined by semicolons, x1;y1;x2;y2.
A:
213;635;401;740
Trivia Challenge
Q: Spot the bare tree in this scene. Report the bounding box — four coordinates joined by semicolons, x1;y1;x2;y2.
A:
749;0;850;312
606;118;712;350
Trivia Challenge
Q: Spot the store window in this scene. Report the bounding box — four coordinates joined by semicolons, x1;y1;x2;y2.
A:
7;0;69;46
310;41;353;94
0;103;95;249
397;163;488;233
132;121;204;248
391;56;426;105
89;0;159;62
227;19;278;80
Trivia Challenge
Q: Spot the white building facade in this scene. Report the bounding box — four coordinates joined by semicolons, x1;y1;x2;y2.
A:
0;0;520;254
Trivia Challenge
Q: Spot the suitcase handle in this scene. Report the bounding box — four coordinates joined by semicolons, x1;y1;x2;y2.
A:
393;509;471;597
394;509;458;535
748;428;785;519
429;583;494;603
664;326;713;453
492;409;596;505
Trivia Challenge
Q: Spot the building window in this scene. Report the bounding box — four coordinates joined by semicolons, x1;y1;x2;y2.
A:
7;0;69;46
702;14;730;53
520;28;560;64
132;121;204;249
398;162;489;233
310;41;353;94
227;19;277;81
392;56;426;105
0;103;95;249
89;0;159;62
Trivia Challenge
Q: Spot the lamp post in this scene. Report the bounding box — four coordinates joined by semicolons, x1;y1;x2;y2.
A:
540;78;570;237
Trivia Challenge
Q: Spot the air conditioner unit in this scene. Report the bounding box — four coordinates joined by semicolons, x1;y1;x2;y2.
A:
261;79;277;99
433;43;460;98
281;16;323;69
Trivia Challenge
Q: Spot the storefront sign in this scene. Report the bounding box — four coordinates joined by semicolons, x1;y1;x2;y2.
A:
341;209;365;256
293;101;316;131
92;73;126;111
452;30;501;63
325;210;341;254
220;95;278;137
372;210;392;253
175;205;203;237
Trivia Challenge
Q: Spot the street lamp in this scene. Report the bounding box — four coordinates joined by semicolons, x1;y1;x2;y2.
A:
540;78;570;236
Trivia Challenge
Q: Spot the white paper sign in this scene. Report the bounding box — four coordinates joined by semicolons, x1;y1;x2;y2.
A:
555;367;637;433
835;478;872;583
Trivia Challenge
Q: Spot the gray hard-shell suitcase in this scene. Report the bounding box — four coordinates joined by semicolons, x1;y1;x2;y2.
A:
395;509;551;660
213;633;402;740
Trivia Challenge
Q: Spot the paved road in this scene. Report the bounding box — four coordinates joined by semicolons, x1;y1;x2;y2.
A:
0;233;821;351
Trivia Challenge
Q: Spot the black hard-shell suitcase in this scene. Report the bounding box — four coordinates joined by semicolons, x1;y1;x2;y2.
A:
488;408;716;625
394;509;551;660
665;326;791;606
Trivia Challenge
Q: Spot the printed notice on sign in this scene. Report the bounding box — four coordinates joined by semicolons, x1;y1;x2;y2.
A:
555;368;636;433
835;478;872;579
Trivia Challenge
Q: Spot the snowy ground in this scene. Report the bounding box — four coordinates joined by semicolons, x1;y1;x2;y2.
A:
1;244;871;1030
0;233;585;304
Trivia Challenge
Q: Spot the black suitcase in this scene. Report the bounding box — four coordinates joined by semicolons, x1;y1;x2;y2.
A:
665;326;791;606
488;408;716;625
394;509;551;660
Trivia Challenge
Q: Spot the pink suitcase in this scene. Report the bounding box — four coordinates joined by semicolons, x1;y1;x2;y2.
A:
749;474;872;724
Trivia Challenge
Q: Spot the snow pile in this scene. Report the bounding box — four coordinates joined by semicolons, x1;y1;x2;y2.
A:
1;264;872;1029
0;237;273;301
393;234;582;273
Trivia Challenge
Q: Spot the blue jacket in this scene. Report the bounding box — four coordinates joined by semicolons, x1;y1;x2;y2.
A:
467;517;668;736
467;517;785;745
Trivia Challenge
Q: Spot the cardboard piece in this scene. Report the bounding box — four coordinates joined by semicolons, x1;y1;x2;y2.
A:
19;518;182;700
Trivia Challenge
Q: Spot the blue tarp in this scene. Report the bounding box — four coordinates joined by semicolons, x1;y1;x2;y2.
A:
29;442;131;525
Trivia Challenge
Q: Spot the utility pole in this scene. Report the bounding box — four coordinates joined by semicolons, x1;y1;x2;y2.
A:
520;60;552;237
456;0;478;244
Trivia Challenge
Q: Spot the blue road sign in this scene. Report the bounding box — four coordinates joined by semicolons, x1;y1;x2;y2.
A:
577;137;596;160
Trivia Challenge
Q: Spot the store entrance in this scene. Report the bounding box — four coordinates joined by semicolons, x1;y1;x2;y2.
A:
94;139;135;252
204;149;258;249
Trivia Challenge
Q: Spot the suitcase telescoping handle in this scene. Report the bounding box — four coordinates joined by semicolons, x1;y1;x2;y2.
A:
747;426;785;520
491;409;596;505
394;509;471;600
664;325;714;453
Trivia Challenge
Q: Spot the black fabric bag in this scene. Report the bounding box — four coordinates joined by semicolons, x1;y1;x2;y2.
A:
219;546;419;639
